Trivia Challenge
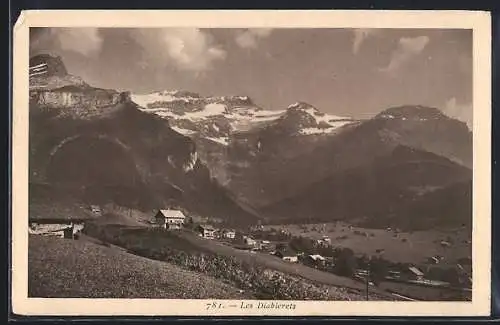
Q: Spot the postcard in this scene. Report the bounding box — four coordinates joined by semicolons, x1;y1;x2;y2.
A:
11;9;491;316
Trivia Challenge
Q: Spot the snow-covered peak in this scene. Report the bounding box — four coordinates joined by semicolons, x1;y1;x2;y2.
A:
131;91;202;108
131;90;256;111
285;102;352;124
131;89;287;142
131;90;355;141
279;101;356;136
288;101;318;112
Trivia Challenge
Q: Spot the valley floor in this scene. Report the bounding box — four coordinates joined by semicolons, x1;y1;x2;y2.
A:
262;222;471;266
177;231;392;299
27;210;470;301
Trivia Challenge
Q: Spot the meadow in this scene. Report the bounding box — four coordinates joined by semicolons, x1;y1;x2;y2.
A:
28;235;248;299
262;222;471;267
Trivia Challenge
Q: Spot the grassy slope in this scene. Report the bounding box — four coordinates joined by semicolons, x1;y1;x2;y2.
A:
28;236;249;299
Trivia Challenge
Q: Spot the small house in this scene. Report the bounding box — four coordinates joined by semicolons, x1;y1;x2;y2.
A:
222;229;236;239
428;256;440;264
388;270;401;279
309;254;326;262
251;224;264;231
315;236;331;247
282;255;298;263
243;236;257;246
260;240;272;247
408;266;425;281
428;255;444;264
28;218;85;239
306;254;326;267
275;249;298;263
356;269;370;278
440;240;452;247
259;240;273;252
198;224;217;239
154;209;186;230
90;205;102;216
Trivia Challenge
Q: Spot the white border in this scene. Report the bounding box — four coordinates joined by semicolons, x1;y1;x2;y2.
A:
12;10;492;316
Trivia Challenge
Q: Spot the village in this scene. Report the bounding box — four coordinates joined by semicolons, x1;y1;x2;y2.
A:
28;206;473;301
152;208;472;299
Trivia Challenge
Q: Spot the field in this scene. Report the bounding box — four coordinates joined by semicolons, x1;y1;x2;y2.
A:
262;222;471;267
28;235;249;299
176;231;394;300
81;223;395;300
177;232;470;301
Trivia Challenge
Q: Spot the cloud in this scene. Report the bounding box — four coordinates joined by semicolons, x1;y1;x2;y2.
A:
30;28;103;57
129;28;226;72
56;28;103;56
380;36;430;73
352;29;379;54
443;97;473;129
235;28;273;49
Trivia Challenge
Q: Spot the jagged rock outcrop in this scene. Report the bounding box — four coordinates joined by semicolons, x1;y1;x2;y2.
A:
30;86;131;119
29;53;88;91
30;54;68;77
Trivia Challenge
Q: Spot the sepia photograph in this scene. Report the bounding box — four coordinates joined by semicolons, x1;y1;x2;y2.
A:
11;10;491;317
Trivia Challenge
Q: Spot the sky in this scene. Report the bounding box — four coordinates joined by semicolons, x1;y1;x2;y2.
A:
30;27;473;126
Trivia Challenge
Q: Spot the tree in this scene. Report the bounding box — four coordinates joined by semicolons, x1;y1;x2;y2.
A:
369;257;388;286
334;248;357;277
289;236;315;254
275;243;287;252
357;254;370;269
184;216;194;229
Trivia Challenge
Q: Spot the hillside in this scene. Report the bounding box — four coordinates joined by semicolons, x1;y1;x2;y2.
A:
29;236;248;298
28;54;257;226
262;146;472;230
168;102;473;210
209;105;472;209
132;86;472;216
131;93;358;194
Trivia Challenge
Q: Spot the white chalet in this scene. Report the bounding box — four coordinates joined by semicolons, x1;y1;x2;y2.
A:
243;236;258;246
155;209;186;230
222;229;236;239
198;224;217;239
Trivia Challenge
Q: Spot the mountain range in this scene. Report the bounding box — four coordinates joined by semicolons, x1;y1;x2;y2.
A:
28;54;258;226
28;54;473;230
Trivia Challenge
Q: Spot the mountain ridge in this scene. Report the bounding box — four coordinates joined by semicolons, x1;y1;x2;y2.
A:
28;54;258;226
28;54;473;231
261;145;472;230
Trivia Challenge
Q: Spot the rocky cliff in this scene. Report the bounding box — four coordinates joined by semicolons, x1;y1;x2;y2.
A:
30;86;130;119
29;54;257;226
